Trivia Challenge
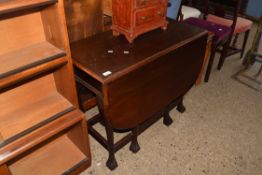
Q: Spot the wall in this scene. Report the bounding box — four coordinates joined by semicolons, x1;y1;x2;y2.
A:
167;0;182;19
246;0;262;19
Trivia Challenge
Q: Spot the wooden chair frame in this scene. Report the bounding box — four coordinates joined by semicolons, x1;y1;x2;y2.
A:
201;0;240;81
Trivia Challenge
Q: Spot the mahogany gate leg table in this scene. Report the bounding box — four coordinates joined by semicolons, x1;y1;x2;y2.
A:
70;20;208;170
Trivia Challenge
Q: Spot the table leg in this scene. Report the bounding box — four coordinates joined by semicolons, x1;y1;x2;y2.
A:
129;127;140;153
177;98;186;113
96;97;118;170
105;122;118;170
163;110;173;126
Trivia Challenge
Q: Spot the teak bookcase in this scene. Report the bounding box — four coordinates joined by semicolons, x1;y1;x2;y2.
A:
0;0;91;174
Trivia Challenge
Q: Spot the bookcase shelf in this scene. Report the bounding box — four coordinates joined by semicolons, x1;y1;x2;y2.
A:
0;57;67;89
0;0;57;15
0;74;73;146
0;41;66;79
0;110;90;174
9;135;86;175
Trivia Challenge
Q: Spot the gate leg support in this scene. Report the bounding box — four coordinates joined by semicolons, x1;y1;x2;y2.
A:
129;127;140;153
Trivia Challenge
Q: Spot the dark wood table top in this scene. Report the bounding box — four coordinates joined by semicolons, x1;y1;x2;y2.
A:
70;20;207;84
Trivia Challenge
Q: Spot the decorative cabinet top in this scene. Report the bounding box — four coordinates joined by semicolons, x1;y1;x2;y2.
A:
112;0;169;43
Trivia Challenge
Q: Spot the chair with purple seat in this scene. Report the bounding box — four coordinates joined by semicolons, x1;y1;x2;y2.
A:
206;9;253;59
185;0;240;82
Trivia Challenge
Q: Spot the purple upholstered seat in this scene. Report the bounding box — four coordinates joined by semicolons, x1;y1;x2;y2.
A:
185;17;232;44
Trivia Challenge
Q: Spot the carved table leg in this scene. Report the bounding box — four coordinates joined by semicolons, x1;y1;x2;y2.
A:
163;110;173;126
97;97;118;170
105;123;118;170
177;98;186;113
129;127;140;153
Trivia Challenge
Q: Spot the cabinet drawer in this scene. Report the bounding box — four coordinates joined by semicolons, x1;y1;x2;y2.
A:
136;8;156;26
135;7;165;26
136;0;162;8
154;6;166;20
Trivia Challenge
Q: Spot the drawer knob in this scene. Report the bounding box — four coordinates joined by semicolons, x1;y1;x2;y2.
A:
157;11;162;16
141;16;147;20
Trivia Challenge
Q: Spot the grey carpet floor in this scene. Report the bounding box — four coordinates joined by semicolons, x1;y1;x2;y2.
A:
81;24;262;175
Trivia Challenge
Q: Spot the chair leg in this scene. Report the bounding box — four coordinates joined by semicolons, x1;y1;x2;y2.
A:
241;30;250;58
232;34;239;48
255;64;262;77
204;43;217;82
217;39;231;70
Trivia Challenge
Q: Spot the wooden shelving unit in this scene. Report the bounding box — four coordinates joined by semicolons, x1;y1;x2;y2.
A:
0;0;57;15
0;74;73;144
0;0;91;174
9;135;86;175
0;110;90;174
8;110;89;175
0;42;66;79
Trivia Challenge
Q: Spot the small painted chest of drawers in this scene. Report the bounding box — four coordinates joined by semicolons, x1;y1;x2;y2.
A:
112;0;169;42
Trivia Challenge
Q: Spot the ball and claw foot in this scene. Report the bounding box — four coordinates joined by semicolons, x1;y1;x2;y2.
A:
106;155;118;170
163;112;173;126
129;139;140;153
177;103;186;113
